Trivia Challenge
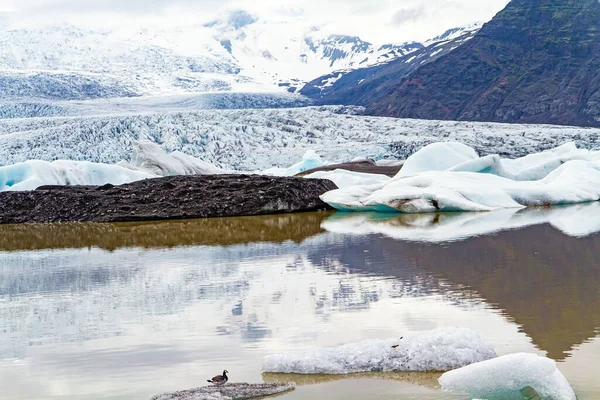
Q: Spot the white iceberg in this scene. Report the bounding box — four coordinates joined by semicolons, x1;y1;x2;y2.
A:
151;382;295;400
262;328;496;375
127;140;228;176
261;150;325;177
303;169;391;189
322;142;600;213
0;160;154;192
439;353;577;400
321;202;600;242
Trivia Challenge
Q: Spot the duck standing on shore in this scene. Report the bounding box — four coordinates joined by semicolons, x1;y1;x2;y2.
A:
207;370;229;385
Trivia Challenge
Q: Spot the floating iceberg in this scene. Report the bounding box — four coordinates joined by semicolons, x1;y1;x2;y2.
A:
151;382;295;400
303;169;391;189
439;353;577;400
126;140;228;176
261;150;325;176
322;202;600;242
322;142;600;213
0;160;153;192
262;328;496;375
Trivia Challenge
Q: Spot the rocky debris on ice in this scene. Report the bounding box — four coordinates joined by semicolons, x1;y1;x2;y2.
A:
322;142;600;213
150;382;296;400
122;140;228;176
262;328;496;375
439;353;577;400
0;159;153;192
298;159;403;178
0;175;337;224
321;201;600;242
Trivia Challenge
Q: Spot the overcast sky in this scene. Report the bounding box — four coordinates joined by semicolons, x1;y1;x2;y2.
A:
0;0;511;43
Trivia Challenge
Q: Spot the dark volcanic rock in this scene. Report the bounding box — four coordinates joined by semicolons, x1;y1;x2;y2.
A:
366;0;600;127
0;175;337;224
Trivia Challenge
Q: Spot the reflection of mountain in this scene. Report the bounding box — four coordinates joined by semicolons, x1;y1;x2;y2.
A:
0;212;332;251
410;224;600;360
319;212;600;360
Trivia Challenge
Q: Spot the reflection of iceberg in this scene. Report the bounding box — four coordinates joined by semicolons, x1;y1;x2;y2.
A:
322;142;600;213
322;202;600;242
262;328;495;374
439;353;576;400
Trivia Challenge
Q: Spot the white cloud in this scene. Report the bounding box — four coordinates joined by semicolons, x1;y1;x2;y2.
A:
0;0;511;43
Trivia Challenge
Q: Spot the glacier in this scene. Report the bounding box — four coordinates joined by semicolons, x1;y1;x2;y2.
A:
439;353;577;400
2;106;600;172
321;142;600;213
262;328;496;374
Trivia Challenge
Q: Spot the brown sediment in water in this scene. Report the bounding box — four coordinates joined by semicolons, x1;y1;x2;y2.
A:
0;174;337;225
0;211;333;251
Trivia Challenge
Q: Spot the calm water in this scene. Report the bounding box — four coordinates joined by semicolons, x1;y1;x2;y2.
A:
1;206;599;400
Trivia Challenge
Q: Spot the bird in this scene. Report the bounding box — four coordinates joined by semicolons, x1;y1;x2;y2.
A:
207;370;229;386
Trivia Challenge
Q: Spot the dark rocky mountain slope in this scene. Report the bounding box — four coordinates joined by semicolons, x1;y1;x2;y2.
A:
367;0;600;127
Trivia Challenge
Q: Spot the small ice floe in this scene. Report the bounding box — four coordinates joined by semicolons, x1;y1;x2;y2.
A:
262;328;496;375
439;353;577;400
321;142;600;213
150;382;296;400
303;169;391;189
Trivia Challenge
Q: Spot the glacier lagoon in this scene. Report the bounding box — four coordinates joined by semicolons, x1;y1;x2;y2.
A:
0;207;599;400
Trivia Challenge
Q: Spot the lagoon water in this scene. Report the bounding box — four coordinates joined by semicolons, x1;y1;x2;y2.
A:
1;206;599;400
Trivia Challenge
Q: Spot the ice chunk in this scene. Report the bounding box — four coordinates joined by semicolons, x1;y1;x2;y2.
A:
130;141;227;176
439;353;577;400
261;150;325;176
262;328;496;375
303;169;391;189
0;160;154;192
397;142;478;178
151;382;295;400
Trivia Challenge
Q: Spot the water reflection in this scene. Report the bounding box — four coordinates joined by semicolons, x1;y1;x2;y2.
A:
0;206;599;399
0;212;333;251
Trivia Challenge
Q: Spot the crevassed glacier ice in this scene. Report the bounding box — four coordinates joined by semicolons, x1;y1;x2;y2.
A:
439;353;577;400
321;202;600;242
262;328;496;375
0;160;154;191
322;142;600;213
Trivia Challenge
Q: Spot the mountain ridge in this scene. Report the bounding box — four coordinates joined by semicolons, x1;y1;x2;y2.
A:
365;0;600;127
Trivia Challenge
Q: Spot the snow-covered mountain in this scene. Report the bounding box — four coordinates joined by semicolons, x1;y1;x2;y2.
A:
0;11;478;101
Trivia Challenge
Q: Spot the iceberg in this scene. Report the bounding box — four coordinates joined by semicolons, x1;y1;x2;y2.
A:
322;142;600;213
262;328;496;375
261;150;325;176
128;140;228;176
151;382;295;400
439;353;577;400
0;160;154;192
